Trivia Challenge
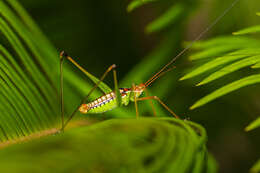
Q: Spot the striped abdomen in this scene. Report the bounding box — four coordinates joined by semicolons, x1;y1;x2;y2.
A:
79;88;131;114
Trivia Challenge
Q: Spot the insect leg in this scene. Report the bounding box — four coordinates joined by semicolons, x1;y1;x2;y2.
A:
60;51;116;131
132;84;139;118
137;96;179;119
143;88;157;117
59;52;65;130
113;69;122;107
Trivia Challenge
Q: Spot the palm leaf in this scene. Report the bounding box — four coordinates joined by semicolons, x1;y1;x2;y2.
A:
127;0;198;34
190;74;260;109
0;0;60;141
127;0;157;12
181;16;260;172
233;25;260;35
189;36;260;60
245;117;260;131
0;118;217;173
233;12;260;35
145;3;184;34
181;36;260;109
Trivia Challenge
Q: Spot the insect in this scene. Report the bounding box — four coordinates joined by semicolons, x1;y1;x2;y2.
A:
59;51;178;131
59;0;241;131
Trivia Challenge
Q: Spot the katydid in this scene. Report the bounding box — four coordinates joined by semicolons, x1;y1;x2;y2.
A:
59;51;177;131
59;0;241;131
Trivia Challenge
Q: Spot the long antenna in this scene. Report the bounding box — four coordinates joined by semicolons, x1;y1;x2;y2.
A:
144;0;241;85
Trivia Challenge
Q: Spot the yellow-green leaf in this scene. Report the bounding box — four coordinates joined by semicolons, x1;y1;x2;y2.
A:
190;74;260;109
189;45;239;60
233;25;260;35
0;118;216;173
127;0;156;12
180;54;248;81
197;55;260;86
146;4;183;33
245;117;260;131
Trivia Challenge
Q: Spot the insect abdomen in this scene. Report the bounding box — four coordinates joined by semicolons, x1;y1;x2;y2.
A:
79;88;131;114
78;92;116;114
88;99;117;114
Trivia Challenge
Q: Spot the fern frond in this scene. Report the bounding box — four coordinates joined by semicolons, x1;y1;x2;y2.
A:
245;117;260;131
0;118;217;173
181;21;260;173
197;55;260;86
0;0;61;141
127;0;198;34
233;25;260;35
180;53;248;81
127;0;156;12
145;3;184;33
181;35;260;109
189;36;260;60
190;74;260;109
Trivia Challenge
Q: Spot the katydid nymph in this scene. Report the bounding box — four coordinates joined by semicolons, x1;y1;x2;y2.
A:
59;51;178;131
59;0;241;131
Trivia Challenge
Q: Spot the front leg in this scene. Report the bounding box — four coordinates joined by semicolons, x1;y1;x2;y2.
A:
132;84;139;118
143;88;157;117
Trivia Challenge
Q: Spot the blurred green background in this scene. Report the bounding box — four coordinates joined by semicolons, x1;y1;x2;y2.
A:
16;0;260;172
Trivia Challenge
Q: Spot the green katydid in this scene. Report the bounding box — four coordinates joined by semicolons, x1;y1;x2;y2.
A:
59;51;177;132
59;0;241;131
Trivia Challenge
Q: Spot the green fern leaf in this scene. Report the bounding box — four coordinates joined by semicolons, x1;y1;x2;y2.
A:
182;34;260;110
190;74;260;109
0;0;61;141
197;55;260;86
181;53;248;81
233;25;260;35
190;36;260;49
189;37;260;60
251;62;260;68
0;118;217;173
245;117;260;131
189;45;240;60
127;0;156;12
146;4;184;33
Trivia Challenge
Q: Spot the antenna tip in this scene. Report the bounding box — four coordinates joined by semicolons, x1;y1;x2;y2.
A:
60;50;69;58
